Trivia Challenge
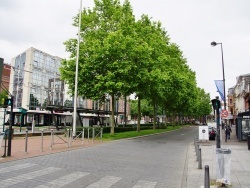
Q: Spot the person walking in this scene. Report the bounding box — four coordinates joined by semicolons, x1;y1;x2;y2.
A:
225;125;232;142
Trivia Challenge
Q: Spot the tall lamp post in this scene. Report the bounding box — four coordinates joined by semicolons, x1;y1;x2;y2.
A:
211;41;226;111
73;0;82;137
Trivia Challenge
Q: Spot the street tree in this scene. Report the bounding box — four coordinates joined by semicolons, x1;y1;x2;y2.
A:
60;0;138;134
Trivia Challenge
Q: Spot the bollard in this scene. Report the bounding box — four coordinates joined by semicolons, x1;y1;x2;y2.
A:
25;128;28;154
88;127;90;144
50;129;54;150
66;129;69;147
196;145;199;161
69;129;72;147
41;130;44;152
101;128;103;142
2;132;7;157
204;165;210;188
92;127;95;143
248;135;250;150
198;148;202;169
82;128;84;145
195;141;197;155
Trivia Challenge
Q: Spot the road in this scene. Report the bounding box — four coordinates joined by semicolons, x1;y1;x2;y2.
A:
0;126;197;188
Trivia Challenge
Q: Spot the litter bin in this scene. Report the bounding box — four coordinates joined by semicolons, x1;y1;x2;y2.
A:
216;148;231;185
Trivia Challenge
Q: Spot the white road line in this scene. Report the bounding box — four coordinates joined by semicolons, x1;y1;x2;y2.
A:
86;175;121;188
132;180;157;188
0;163;36;173
34;171;90;188
0;167;61;188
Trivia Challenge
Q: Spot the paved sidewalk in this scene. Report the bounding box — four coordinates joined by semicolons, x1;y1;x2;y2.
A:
0;129;104;163
186;125;250;188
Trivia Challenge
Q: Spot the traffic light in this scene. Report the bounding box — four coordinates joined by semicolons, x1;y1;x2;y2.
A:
211;99;221;110
4;98;12;108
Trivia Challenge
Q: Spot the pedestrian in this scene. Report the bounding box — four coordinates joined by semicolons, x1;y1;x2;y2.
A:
225;125;232;140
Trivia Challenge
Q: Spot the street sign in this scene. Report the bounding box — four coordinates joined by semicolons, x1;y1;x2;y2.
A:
221;110;228;118
199;126;209;140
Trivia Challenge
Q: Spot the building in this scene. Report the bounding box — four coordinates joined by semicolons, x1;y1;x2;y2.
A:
0;58;11;93
0;57;11;130
227;87;236;125
9;47;129;126
9;47;75;110
234;74;250;114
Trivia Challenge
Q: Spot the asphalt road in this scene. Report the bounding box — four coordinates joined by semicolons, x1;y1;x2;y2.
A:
0;126;197;188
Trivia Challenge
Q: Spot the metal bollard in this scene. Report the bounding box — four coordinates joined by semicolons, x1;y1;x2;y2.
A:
198;148;202;169
82;128;84;145
25;128;28;154
204;165;210;188
41;129;44;152
196;145;199;160
101;128;103;142
50;129;54;150
69;129;72;147
248;135;250;150
88;127;90;144
92;127;95;143
66;129;69;147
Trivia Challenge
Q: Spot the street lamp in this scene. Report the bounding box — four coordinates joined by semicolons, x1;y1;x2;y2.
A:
211;41;226;111
73;0;82;137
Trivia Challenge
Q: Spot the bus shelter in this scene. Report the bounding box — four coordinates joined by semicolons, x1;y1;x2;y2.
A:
236;111;250;141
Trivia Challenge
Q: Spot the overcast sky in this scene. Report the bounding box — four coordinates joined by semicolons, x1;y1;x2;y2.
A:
1;0;250;100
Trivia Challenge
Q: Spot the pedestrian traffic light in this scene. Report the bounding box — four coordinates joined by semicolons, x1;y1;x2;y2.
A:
211;99;221;110
4;98;12;108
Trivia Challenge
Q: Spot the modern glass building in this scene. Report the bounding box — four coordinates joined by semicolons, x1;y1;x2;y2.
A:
9;47;129;127
9;47;69;110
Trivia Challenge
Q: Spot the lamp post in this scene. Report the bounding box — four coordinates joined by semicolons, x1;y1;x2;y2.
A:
211;41;226;111
73;0;82;137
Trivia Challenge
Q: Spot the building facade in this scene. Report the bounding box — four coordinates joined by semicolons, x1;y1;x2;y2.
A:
9;47;68;110
234;74;250;114
0;58;11;93
9;47;130;125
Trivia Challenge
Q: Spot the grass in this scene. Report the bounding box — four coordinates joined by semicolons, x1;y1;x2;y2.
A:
101;125;184;141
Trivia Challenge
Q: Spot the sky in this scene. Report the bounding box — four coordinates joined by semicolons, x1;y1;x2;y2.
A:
1;0;250;100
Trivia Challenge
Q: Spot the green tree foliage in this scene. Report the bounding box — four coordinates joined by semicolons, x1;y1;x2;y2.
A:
61;0;212;133
61;0;137;134
0;90;8;107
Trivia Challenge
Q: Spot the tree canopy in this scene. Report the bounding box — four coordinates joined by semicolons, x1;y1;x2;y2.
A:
60;0;211;133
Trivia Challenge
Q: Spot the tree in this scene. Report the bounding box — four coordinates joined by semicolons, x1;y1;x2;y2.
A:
0;90;8;107
61;0;137;134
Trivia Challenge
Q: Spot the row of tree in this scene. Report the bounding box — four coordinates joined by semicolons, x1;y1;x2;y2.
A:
60;0;211;134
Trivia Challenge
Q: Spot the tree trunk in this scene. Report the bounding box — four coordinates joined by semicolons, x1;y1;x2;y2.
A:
110;93;115;134
153;102;156;130
137;97;141;132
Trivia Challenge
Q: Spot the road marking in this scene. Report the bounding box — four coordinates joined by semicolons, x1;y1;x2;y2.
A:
132;180;157;188
34;171;90;188
0;163;36;173
86;175;121;188
0;167;60;188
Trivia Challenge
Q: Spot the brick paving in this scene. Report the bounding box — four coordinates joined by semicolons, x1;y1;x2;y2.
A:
0;131;104;163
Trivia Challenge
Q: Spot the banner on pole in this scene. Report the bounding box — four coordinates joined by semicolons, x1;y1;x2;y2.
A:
214;80;225;102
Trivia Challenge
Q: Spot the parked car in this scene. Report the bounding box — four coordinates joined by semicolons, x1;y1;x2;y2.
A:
195;120;200;125
208;123;216;140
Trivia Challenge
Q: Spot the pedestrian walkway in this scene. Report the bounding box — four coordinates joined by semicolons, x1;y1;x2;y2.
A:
186;125;250;188
0;128;104;163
